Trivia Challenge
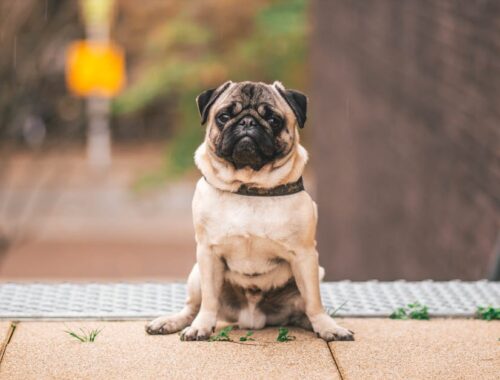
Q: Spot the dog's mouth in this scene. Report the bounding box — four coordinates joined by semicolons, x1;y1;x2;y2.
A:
217;123;276;170
231;136;263;169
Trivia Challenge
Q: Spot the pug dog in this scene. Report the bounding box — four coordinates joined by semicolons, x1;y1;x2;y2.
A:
146;81;354;342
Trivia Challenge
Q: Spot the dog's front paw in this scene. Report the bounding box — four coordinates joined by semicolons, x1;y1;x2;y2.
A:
180;312;216;341
146;314;191;335
310;314;354;342
180;325;213;341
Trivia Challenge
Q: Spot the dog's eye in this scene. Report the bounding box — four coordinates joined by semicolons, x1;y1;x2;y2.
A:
268;117;281;128
217;113;230;124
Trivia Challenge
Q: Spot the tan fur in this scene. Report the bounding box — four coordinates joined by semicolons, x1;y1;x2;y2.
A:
146;81;353;342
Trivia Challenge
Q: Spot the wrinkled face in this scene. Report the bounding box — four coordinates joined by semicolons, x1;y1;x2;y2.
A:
197;81;307;171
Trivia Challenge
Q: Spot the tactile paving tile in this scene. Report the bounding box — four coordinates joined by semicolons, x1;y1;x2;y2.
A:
320;280;499;317
0;281;498;319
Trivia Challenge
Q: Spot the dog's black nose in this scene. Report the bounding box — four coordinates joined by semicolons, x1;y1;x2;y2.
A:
238;116;257;128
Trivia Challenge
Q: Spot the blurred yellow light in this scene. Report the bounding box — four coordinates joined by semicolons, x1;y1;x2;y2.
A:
66;40;125;98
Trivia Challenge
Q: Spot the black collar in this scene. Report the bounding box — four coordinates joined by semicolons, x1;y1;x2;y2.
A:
204;176;305;197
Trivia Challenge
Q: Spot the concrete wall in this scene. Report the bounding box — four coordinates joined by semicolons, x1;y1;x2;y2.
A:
310;0;500;280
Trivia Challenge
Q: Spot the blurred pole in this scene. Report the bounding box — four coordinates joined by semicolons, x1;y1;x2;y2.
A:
81;0;114;170
86;97;111;169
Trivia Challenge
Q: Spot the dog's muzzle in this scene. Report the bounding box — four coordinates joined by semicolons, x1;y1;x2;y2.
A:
219;116;275;170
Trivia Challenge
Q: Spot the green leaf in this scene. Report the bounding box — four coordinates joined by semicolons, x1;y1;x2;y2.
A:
329;301;348;317
65;327;102;343
65;330;86;342
89;329;102;342
390;302;429;320
209;326;234;342
276;327;295;342
476;306;500;321
238;330;255;342
390;307;408;320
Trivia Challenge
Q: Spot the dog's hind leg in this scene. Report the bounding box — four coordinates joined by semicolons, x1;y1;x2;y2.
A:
146;264;201;335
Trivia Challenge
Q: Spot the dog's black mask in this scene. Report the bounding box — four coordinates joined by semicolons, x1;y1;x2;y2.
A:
218;112;275;170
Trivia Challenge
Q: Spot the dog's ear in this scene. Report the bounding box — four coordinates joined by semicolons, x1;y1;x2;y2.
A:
273;81;308;128
196;81;232;125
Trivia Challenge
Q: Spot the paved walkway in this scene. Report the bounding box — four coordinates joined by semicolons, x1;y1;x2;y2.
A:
0;319;498;379
0;147;196;280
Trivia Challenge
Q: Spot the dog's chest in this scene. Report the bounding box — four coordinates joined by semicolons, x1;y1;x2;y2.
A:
214;234;284;273
195;187;298;246
193;177;316;256
192;178;316;290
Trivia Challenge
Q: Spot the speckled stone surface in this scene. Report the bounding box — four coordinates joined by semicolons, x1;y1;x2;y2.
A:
0;321;12;350
3;319;498;379
330;318;500;380
0;322;11;342
0;321;340;380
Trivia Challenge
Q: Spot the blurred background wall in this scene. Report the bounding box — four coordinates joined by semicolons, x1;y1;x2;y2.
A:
0;0;308;280
311;0;500;280
0;0;498;281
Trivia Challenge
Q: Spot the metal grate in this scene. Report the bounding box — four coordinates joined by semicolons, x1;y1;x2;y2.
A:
0;281;498;319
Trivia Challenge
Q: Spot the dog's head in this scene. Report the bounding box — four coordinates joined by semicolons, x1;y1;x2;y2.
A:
196;81;307;171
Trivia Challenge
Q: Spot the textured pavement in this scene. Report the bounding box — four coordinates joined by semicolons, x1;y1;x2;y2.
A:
0;319;498;379
0;321;340;380
0;322;10;344
330;319;500;380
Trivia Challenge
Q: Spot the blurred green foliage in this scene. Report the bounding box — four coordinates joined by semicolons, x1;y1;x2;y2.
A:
113;0;307;189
